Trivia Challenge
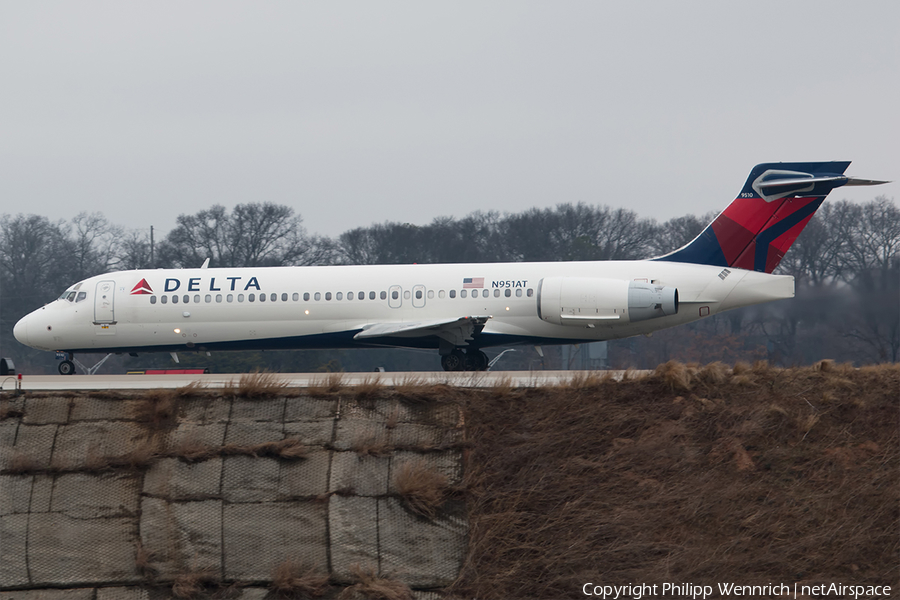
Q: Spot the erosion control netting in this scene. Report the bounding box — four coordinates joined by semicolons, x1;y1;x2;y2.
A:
0;380;466;598
453;362;899;599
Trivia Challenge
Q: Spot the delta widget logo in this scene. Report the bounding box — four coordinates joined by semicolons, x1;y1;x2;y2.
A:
131;279;153;295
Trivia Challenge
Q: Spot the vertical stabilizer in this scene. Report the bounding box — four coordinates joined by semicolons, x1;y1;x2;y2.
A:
655;161;870;273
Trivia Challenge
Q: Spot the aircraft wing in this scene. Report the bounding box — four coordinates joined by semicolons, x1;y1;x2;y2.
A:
353;315;491;347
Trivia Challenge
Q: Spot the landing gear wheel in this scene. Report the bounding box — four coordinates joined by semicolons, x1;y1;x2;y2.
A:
58;360;76;375
465;350;489;371
440;350;466;372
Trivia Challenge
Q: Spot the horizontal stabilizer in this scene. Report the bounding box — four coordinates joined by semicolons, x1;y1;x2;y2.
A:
843;177;891;187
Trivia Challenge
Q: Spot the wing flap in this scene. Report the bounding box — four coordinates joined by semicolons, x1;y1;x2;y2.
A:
354;316;491;347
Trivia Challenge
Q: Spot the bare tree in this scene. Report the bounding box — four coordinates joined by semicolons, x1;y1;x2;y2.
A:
158;203;334;268
69;212;123;280
844;196;900;291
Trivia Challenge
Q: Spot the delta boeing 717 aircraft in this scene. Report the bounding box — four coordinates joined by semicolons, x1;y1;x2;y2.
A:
13;162;887;374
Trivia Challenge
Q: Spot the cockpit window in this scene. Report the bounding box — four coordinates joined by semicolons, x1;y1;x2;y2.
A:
64;291;77;302
76;292;87;302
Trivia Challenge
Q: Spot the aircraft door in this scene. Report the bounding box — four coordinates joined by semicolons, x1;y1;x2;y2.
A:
94;280;116;324
412;285;426;308
388;285;402;308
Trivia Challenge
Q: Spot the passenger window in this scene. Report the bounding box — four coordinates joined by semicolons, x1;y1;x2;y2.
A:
428;290;434;299
314;292;321;301
293;293;299;301
282;293;288;301
461;290;467;298
76;292;87;302
150;296;157;305
227;294;233;302
205;294;211;303
438;290;445;299
505;289;511;297
482;289;489;298
370;291;376;300
271;293;277;302
415;290;422;299
360;291;365;300
259;293;266;302
403;290;410;300
336;292;342;300
494;289;501;298
527;289;534;297
194;295;201;303
516;289;523;297
216;294;223;303
325;292;332;301
172;295;179;304
391;291;398;300
305;292;311;301
161;296;168;304
238;294;245;302
380;291;387;300
249;293;256;302
183;295;190;304
450;290;456;298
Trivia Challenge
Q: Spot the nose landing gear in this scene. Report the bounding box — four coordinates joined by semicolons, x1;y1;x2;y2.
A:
56;352;113;375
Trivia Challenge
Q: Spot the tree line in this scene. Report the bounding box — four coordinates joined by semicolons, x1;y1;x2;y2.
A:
1;197;897;374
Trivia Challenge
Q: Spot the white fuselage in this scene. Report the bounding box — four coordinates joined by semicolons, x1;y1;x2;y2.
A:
13;260;794;355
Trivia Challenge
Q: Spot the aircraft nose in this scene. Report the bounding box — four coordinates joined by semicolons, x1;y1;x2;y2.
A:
13;317;29;346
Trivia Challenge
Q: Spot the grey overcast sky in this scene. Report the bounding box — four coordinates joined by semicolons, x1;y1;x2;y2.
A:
1;1;897;238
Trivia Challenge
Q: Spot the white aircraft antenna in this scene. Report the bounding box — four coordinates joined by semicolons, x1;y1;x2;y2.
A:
200;258;210;269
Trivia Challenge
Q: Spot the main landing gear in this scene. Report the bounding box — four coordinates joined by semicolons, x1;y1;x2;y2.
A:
440;349;489;372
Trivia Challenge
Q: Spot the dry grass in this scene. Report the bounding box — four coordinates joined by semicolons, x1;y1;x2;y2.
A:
171;568;218;599
112;437;161;469
562;370;610;390
219;438;308;460
698;361;730;385
270;559;331;598
0;401;24;421
487;374;518;398
307;372;344;397
134;541;159;580
393;459;449;519
351;434;393;458
337;566;414;600
229;370;291;399
133;389;182;428
171;434;214;463
392;374;425;401
353;375;384;401
171;568;219;599
654;360;696;391
453;363;900;599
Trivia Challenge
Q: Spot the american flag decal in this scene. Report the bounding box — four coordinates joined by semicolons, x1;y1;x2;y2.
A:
463;277;484;289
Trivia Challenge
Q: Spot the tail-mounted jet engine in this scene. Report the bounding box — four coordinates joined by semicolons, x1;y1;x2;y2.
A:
537;277;678;326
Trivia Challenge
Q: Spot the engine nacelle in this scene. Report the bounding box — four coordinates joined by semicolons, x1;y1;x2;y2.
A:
538;277;678;326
